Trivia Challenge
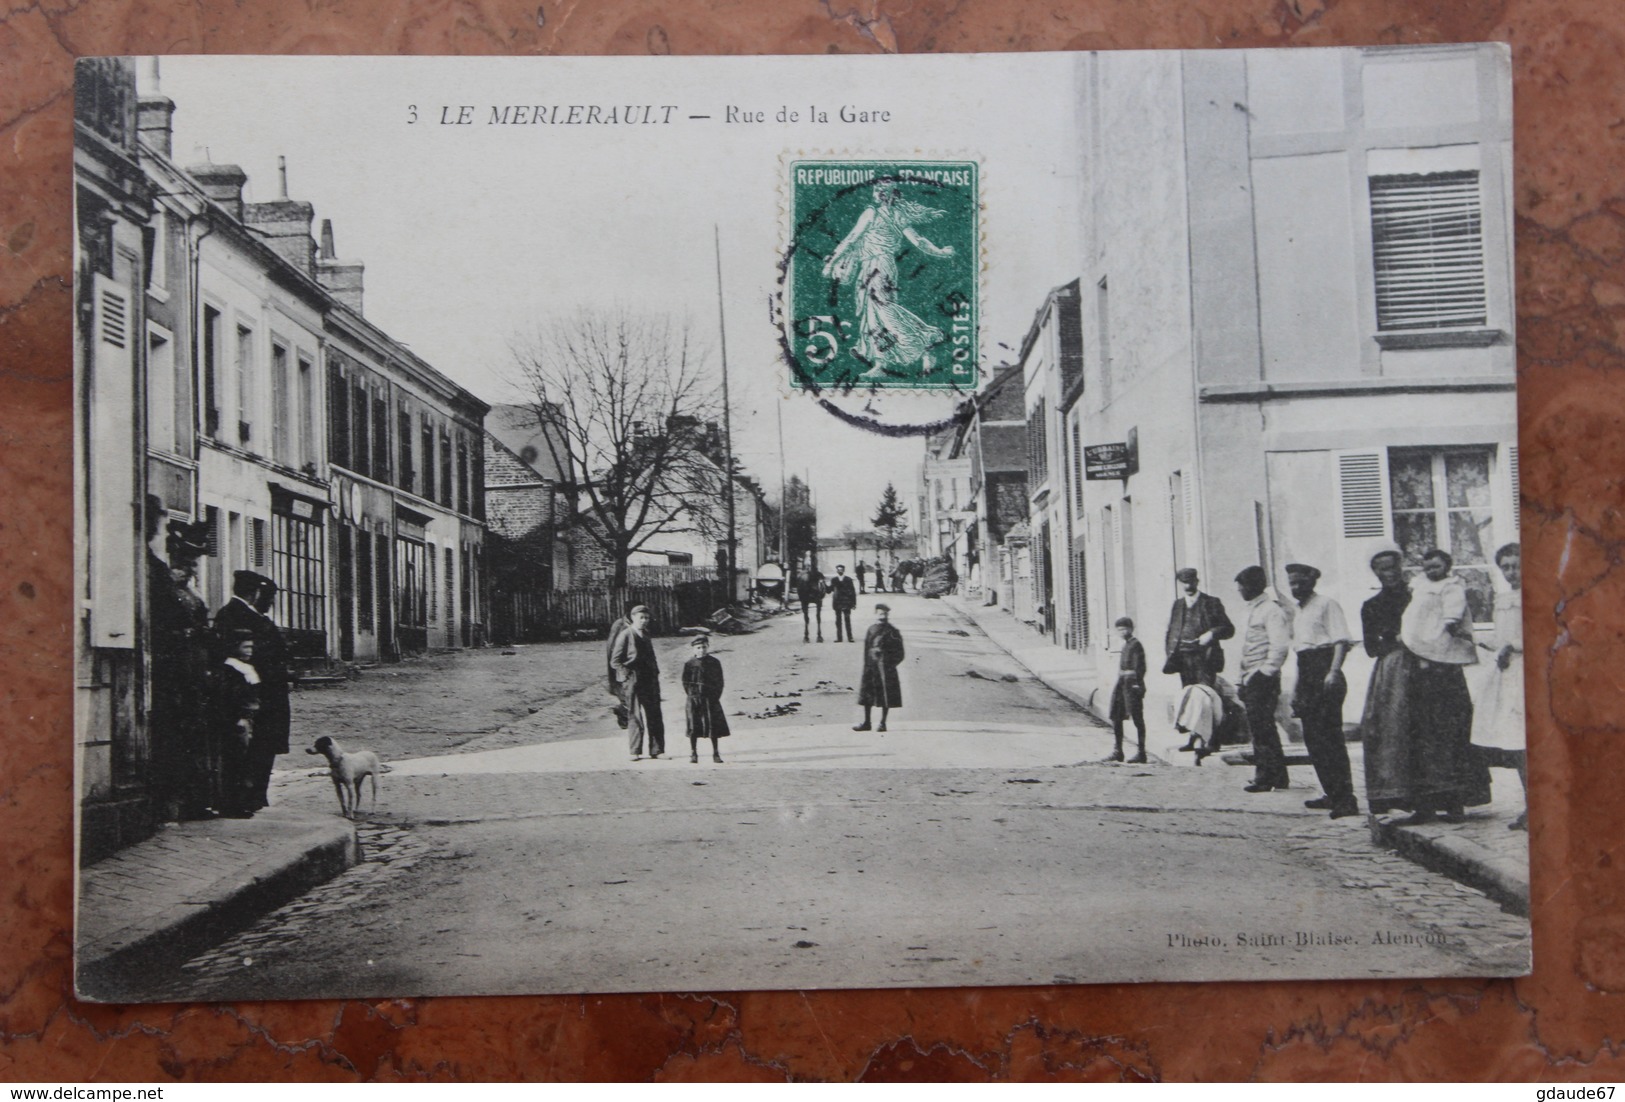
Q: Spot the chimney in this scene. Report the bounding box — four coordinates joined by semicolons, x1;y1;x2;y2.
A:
135;59;175;158
186;162;248;220
243;157;317;273
315;218;365;313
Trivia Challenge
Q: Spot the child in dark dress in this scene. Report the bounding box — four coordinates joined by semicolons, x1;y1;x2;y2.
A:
211;629;262;817
682;634;731;763
1106;616;1148;764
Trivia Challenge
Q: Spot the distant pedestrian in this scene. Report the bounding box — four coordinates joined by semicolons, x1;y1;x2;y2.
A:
798;567;827;642
1472;543;1526;830
856;560;869;593
682;634;730;764
1105;616;1147;763
1235;565;1292;794
829;564;858;642
853;604;905;732
1284;563;1358;819
210;628;261;818
1164;567;1234;694
611;605;665;760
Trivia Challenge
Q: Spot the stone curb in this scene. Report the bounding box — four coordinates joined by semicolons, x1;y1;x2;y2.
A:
945;596;1531;917
1372;817;1530;917
75;812;358;1002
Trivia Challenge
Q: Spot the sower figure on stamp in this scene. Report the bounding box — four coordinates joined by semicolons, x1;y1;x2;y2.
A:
1235;565;1293;794
212;570;291;813
611;605;665;761
1284;563;1359;819
829;564;858;643
822;181;957;379
798;567;827;643
1105;616;1148;764
853;604;904;732
682;634;730;764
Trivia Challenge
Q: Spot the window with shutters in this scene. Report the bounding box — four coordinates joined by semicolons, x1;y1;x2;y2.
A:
328;362;349;470
1369;171;1487;333
1026;398;1048;489
422;420;436;501
271;342;291;463
398;404;415;494
351;379;370;478
235;324;255;446
297;356;315;471
372;393;391;483
88;277;138;647
202;306;222;437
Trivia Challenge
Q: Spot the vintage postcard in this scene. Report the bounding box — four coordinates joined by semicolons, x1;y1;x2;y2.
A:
72;47;1527;1002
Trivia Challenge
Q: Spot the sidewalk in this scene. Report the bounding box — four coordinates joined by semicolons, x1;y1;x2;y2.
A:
75;808;357;1001
942;593;1530;917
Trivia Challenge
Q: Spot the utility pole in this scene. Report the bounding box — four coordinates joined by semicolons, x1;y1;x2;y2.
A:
776;395;788;567
714;226;737;601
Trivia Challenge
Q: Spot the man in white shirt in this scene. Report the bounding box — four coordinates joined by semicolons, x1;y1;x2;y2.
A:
1235;565;1291;793
1286;562;1358;818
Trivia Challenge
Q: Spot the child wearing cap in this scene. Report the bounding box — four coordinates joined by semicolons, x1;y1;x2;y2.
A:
1107;616;1148;763
682;634;731;763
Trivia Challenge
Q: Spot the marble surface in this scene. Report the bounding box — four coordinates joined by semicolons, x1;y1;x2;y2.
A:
4;0;1623;1082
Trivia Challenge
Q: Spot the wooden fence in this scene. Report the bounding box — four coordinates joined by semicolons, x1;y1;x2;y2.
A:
489;580;728;644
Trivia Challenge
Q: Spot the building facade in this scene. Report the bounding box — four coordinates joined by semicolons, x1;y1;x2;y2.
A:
74;59;491;860
1074;45;1517;717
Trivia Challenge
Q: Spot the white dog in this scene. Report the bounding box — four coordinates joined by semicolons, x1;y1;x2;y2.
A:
306;735;381;819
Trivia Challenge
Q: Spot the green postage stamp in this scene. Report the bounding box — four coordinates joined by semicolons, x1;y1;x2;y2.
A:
785;159;979;392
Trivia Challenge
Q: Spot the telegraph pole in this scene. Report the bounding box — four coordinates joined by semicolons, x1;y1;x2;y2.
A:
714;226;737;600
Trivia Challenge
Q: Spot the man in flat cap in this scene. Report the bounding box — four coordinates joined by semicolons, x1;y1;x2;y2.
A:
1163;567;1234;695
212;569;291;813
1285;563;1358;818
1235;565;1291;793
610;605;666;760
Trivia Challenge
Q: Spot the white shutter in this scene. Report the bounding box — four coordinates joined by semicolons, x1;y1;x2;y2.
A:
1336;450;1390;539
1508;444;1520;536
88;275;138;648
1334;448;1392;605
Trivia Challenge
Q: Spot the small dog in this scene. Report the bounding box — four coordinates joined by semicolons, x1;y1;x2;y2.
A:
306;735;381;819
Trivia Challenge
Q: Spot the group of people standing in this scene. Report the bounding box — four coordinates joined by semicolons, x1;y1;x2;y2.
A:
1110;547;1525;828
148;503;293;821
605;606;730;764
603;591;913;759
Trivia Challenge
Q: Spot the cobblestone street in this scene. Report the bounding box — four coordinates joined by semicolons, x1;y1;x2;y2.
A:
131;596;1529;1001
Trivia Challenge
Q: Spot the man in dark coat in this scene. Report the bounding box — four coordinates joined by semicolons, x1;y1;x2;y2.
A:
1164;567;1235;692
610;605;665;760
855;560;869;593
797;568;827;642
854;603;905;732
150;518;217;819
214;570;291;812
829;564;858;642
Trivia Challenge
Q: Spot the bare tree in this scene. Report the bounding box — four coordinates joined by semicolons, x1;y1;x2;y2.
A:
510;309;724;591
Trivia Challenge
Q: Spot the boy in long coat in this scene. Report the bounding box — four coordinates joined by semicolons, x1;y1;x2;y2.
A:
854;604;905;732
682;634;731;763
